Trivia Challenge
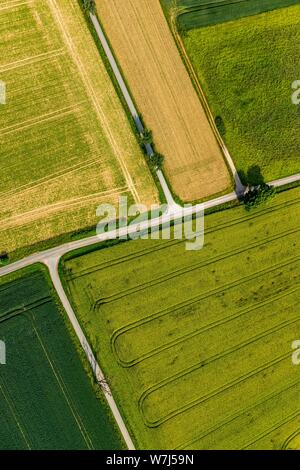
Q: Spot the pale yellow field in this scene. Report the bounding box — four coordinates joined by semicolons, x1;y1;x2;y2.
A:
0;0;158;255
96;0;231;201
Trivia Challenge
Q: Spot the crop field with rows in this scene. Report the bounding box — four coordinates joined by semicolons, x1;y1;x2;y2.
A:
0;266;123;449
95;0;231;202
63;186;300;449
0;0;157;258
161;0;300;30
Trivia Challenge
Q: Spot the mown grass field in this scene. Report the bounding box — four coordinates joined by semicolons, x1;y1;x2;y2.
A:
0;265;123;450
63;186;300;449
183;5;300;185
0;0;157;257
95;0;231;202
161;0;300;30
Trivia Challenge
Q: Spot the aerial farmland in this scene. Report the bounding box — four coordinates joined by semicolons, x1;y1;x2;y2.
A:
0;265;123;449
63;187;300;450
162;0;300;184
162;0;300;29
0;0;157;259
95;0;231;202
0;0;300;456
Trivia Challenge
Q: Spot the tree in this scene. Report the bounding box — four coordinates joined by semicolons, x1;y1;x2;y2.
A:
215;115;226;137
244;184;276;211
0;251;8;264
82;0;96;14
139;129;153;147
150;152;164;170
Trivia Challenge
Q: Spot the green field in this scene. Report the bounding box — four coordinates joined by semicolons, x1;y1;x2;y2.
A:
183;5;300;185
0;0;157;257
0;266;123;450
63;186;300;449
160;0;300;30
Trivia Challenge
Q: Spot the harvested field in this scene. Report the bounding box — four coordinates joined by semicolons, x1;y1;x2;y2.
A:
95;0;231;202
0;265;123;449
0;0;157;256
63;186;300;449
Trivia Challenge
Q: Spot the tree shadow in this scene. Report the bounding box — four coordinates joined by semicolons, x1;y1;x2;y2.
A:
238;165;265;187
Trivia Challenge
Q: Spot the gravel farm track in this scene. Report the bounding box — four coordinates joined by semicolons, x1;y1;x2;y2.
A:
95;0;231;202
0;172;299;449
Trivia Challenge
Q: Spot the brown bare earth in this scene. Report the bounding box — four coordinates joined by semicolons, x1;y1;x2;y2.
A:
95;0;231;201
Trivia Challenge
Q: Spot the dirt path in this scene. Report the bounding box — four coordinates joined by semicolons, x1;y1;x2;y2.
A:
95;0;231;202
0;173;299;447
169;7;244;196
44;256;135;450
90;12;179;210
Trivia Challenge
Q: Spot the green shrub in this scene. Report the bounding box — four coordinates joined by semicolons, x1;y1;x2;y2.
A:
82;0;95;14
244;184;276;211
215;115;226;137
0;251;9;265
149;152;164;170
139;128;153;146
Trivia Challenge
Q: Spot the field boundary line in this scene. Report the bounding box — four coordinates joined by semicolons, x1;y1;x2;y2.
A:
48;0;140;204
44;257;135;450
113;283;300;367
128;0;201;163
69;195;300;280
169;4;244;195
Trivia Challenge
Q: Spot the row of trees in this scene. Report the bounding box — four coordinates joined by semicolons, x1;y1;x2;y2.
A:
139;128;165;171
81;0;277;209
81;1;164;172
